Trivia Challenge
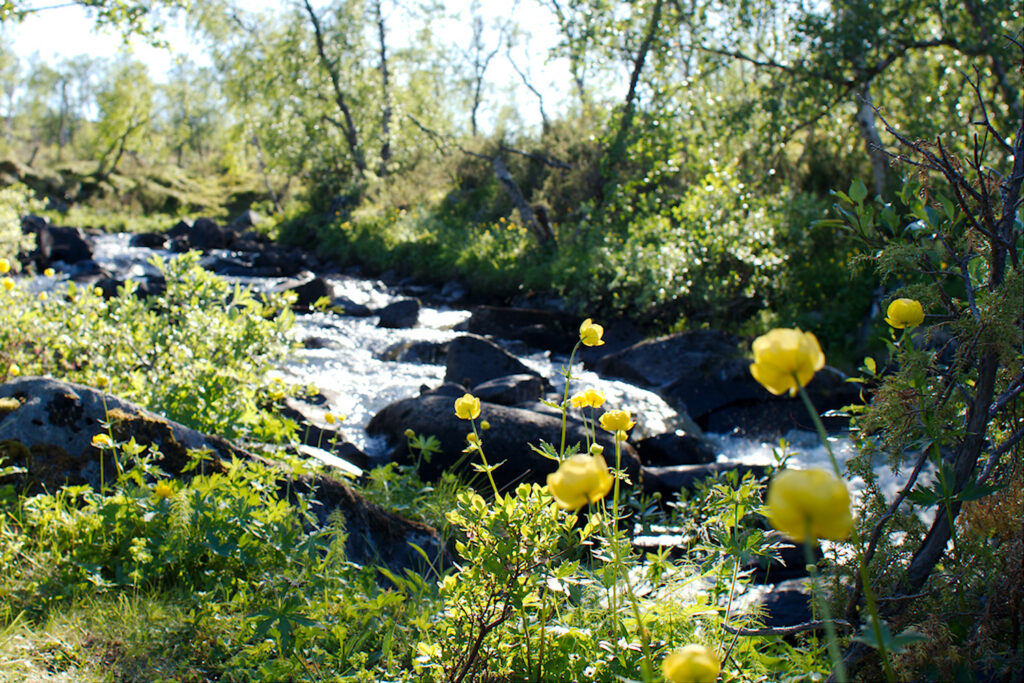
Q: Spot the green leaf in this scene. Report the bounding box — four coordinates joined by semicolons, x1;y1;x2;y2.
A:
849;178;868;204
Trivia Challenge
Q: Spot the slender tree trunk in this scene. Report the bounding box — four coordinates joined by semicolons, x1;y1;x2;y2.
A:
855;80;889;196
374;0;393;177
608;0;663;164
303;0;368;176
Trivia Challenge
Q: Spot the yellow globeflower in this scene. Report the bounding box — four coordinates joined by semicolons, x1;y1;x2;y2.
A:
454;393;481;420
44;267;55;277
153;482;174;499
885;298;925;329
0;258;9;274
91;433;113;449
749;328;825;396
570;389;606;409
579;318;605;347
2;277;14;292
8;364;20;377
325;412;337;425
599;409;635;434
547;453;614;510
93;287;103;297
662;644;720;683
765;468;853;543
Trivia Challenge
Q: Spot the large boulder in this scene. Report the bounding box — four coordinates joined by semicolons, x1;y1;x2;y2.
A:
471;374;545;406
189;217;232;250
367;391;641;492
444;335;543;389
599;330;859;437
21;216;93;267
456;305;579;352
0;377;444;574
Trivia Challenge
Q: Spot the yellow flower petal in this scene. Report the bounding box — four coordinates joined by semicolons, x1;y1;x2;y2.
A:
547;453;614;510
765;468;853;542
662;644;720;683
884;298;925;329
579;318;605;347
599;409;635;433
749;328;825;396
454;393;481;420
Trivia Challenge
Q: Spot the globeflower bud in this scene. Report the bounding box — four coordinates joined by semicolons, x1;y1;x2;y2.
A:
884;298;925;329
570;389;606;409
403;428;416;438
662;644;720;683
91;433;113;449
749;328;825;396
765;468;853;543
546;453;614;510
0;258;9;274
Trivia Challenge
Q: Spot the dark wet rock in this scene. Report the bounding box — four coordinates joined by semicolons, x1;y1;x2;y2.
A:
597;329;743;388
303;336;340;350
166;219;192;238
600;330;859;438
367;393;641;491
377;298;421;329
377;340;449;364
456;305;578;352
700;367;859;436
758;578;813;629
189;217;230;250
40;224;93;266
331;296;372;317
201;253;253;276
439;280;467;303
253;245;304;277
635;431;716;467
444;335;542;389
641;462;768;498
129;232;169;249
0;377;443;574
288;276;333;311
169;236;191;253
471;374;545;406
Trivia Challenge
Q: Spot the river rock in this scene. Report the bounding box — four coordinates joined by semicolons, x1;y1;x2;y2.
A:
129;232;169;249
635;431;716;467
456;305;579;352
189;217;231;250
471;374;545;406
758;578;813;629
377;298;421;328
333;296;372;317
444;335;542;388
367;392;641;491
0;377;444;574
376;339;448;364
289;276;333;310
24;221;93;267
641;462;768;498
601;329;859;437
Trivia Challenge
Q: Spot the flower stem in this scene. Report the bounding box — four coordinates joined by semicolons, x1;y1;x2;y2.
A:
558;341;581;461
796;382;895;683
804;533;847;683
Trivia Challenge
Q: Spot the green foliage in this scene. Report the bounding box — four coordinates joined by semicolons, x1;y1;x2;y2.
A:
0;183;38;267
0;252;297;439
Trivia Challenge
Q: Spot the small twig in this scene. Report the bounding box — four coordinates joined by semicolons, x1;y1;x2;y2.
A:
722;619;853;637
978;426;1024;485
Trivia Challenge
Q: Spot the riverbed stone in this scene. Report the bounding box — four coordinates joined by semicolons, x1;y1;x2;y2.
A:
444;335;542;389
367;392;641;491
456;305;578;352
641;462;768;498
0;377;444;574
635;431;716;467
377;298;421;328
470;374;545;406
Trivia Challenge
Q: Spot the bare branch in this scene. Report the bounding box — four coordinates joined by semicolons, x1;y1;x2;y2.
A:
723;619;853;637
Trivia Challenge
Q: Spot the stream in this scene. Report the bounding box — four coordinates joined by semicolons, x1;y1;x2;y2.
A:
62;231;925;511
